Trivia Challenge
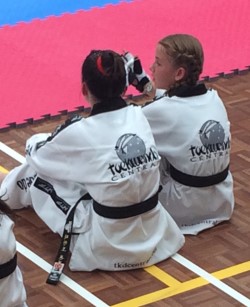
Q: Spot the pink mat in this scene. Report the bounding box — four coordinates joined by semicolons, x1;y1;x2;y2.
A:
0;0;249;129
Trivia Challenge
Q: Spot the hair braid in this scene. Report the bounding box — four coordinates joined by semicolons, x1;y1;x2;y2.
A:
159;34;204;91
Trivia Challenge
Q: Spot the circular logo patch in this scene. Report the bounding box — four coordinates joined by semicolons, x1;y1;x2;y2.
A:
115;133;146;162
199;120;225;146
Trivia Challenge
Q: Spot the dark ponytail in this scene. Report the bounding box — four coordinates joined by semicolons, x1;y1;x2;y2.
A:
82;50;126;100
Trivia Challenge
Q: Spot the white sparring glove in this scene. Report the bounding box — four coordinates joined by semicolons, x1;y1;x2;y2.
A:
122;52;152;93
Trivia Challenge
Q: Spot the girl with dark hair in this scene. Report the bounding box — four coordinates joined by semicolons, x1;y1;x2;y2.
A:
0;50;184;278
0;199;27;306
125;34;234;235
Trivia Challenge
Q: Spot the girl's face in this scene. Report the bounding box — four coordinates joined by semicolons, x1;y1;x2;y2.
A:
150;44;184;90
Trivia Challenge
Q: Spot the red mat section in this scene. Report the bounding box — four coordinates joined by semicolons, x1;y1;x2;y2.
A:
0;0;249;129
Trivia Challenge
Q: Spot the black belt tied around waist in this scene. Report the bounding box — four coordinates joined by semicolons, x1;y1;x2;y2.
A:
46;190;160;285
93;191;159;219
46;193;91;286
0;253;17;279
169;164;229;188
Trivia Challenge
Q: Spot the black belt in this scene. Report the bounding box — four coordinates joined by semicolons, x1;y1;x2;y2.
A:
169;164;229;187
0;253;17;279
46;191;159;285
46;193;91;285
93;192;159;219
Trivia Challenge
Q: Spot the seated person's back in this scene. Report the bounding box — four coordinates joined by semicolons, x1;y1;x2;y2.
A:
1;50;185;273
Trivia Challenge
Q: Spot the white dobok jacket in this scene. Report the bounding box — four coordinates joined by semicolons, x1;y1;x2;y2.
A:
1;98;184;271
0;214;27;307
142;85;234;235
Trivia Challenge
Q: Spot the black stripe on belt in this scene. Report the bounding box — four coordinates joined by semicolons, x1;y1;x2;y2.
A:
169;164;229;187
93;192;159;219
0;253;17;279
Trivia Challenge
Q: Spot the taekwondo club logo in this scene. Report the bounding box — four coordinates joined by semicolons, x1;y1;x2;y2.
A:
107;133;159;181
115;133;146;162
199;120;225;146
189;120;230;162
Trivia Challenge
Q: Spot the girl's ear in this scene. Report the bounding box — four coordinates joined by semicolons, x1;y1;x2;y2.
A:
82;82;88;96
175;67;186;81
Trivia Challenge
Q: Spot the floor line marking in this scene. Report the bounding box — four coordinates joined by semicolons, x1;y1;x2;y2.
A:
111;279;209;307
112;260;250;307
0;165;8;173
144;266;181;287
212;261;250;279
172;254;250;306
144;260;250;289
1;142;250;306
0;141;25;164
17;240;110;306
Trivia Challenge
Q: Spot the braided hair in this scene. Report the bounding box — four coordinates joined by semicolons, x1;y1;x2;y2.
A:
159;34;204;94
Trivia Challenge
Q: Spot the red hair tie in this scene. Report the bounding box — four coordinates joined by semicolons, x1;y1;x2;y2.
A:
96;55;106;75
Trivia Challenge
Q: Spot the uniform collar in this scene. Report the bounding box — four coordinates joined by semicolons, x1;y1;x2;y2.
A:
167;83;207;98
89;97;127;116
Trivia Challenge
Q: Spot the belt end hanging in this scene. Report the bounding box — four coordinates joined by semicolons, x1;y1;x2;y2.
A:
46;262;65;285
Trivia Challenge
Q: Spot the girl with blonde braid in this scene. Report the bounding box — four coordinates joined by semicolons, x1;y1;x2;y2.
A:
126;34;234;235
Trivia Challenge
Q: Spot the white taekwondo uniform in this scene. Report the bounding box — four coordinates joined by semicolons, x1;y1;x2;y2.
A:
142;84;234;235
1;98;184;272
0;214;27;307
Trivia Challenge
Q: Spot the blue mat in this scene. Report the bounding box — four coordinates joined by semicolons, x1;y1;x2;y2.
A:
0;0;131;26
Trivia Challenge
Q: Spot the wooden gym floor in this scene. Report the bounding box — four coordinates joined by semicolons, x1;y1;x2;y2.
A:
0;72;250;306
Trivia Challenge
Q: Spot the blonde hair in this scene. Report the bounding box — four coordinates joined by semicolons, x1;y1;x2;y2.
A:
159;34;204;87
